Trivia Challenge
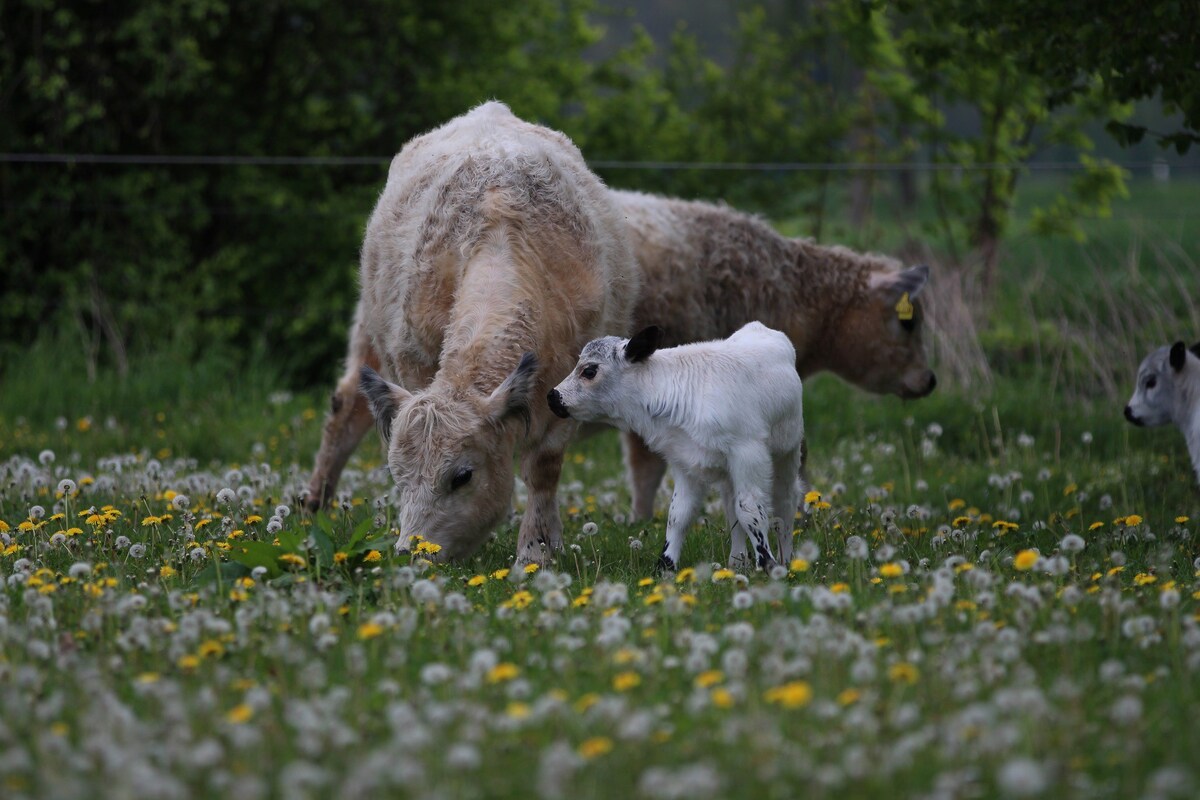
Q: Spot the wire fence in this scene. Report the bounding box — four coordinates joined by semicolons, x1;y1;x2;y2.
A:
2;152;1197;171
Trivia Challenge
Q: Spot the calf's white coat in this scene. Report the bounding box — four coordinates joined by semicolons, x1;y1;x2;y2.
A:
550;322;808;571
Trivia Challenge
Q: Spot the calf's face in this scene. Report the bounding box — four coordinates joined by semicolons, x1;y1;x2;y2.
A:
549;327;662;424
359;355;537;560
1125;342;1195;427
829;265;936;399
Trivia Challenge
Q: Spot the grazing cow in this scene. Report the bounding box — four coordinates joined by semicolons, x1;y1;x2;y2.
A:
306;187;934;522
335;102;638;563
612;189;935;519
548;322;809;573
1125;341;1200;486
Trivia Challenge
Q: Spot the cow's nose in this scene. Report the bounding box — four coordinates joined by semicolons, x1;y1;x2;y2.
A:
547;389;570;419
926;372;937;393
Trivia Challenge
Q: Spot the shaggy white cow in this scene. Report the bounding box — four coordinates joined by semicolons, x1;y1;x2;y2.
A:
347;102;638;563
548;322;808;573
1125;341;1200;486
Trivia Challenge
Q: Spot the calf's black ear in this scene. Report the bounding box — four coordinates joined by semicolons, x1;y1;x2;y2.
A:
1169;341;1187;372
1190;341;1200;359
625;326;663;363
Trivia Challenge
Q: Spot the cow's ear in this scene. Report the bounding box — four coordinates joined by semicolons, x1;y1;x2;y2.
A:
1169;341;1188;372
870;264;930;302
359;366;411;444
487;352;538;435
625;326;663;363
1189;341;1200;359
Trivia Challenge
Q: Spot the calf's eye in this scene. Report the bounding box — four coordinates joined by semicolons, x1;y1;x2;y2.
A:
450;467;473;491
581;364;599;380
1145;376;1157;390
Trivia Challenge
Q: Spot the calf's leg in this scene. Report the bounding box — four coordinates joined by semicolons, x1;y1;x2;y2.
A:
659;470;704;573
728;443;779;572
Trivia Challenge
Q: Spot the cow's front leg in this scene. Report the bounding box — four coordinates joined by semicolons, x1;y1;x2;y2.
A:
622;431;667;521
515;422;575;565
305;317;382;511
658;471;703;573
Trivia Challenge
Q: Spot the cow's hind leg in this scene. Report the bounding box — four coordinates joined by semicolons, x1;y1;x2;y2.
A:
305;318;380;511
623;431;667;521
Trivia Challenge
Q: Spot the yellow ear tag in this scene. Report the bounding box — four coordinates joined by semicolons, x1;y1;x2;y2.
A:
895;292;914;321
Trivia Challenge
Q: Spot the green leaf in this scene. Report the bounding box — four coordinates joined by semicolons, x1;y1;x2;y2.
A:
308;524;336;568
194;560;251;586
227;541;284;578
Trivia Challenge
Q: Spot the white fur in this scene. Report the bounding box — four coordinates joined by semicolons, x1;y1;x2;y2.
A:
552;322;808;571
1126;343;1200;486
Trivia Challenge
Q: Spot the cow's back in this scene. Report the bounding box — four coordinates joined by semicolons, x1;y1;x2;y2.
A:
360;103;637;384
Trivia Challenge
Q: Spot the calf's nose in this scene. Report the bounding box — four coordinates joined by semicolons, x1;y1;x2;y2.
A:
1124;405;1143;426
547;389;571;419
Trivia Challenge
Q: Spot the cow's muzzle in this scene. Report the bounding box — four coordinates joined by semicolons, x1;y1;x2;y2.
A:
547;389;571;419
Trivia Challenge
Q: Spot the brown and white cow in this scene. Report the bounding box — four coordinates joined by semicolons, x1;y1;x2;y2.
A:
306;182;934;527
612;189;935;519
320;102;638;563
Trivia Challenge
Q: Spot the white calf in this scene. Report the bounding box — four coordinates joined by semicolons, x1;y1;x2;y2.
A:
548;322;808;572
1125;341;1200;486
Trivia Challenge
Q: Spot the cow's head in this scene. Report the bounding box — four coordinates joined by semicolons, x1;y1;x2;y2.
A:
826;264;936;399
359;354;538;560
1125;341;1199;428
548;326;662;424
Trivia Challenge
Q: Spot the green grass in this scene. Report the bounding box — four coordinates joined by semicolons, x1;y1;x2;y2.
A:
0;180;1198;798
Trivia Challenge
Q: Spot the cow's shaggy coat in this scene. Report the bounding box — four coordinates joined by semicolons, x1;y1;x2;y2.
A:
549;322;809;572
612;189;935;518
334;102;638;563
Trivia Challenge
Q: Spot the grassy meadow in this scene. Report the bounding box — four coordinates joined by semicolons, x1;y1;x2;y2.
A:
1;177;1198;799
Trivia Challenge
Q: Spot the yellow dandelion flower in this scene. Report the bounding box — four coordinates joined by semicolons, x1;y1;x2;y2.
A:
506;702;530;719
674;567;696;584
578;737;613;759
574;693;600;713
1063;483;1078;497
952;515;973;528
0;520;8;532
226;704;254;724
491;568;510;580
643;591;664;606
1133;573;1157;586
18;520;35;533
694;670;724;688
790;558;809;573
467;574;487;586
502;590;534;610
837;688;861;706
637;577;655;587
710;687;734;709
804;490;822;505
879;563;903;579
198;640;225;659
613;671;641;692
1123;514;1144;526
572;594;589;607
357;621;385;640
712;569;735;582
1013;550;1039;571
177;654;200;671
141;515;162;526
136;672;160;684
764;681;812;709
888;662;919;684
1176;516;1190;524
830;582;850;594
363;550;382;563
486;663;521;684
245;515;263;524
523;562;539;574
414;540;441;555
948;498;966;511
333;552;349;564
278;553;305;568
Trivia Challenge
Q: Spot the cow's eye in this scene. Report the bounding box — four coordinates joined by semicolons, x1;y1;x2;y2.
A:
581;364;599;380
1145;375;1157;390
450;466;473;491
